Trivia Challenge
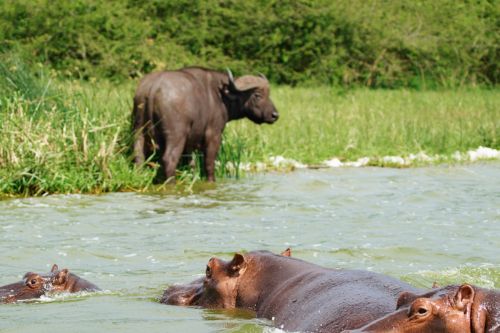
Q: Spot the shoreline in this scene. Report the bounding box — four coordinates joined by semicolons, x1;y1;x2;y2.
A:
1;146;498;200
232;146;500;172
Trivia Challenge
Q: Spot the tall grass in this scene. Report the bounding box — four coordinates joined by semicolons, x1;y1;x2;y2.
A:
0;62;498;197
225;87;499;164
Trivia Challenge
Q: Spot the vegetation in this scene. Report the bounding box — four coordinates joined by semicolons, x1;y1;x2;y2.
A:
0;0;498;87
0;57;498;197
0;1;498;197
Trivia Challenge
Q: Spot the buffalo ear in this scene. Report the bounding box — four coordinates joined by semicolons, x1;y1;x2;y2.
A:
51;264;59;273
281;248;291;257
396;291;419;309
227;253;246;277
53;269;69;285
454;284;475;312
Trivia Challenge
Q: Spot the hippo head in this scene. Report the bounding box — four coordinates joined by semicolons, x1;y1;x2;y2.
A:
162;253;247;308
47;264;70;292
226;69;279;124
0;271;51;303
343;284;499;333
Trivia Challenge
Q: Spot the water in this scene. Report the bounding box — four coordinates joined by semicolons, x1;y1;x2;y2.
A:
1;163;499;332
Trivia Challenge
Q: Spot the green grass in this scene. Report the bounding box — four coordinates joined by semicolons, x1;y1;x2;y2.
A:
0;65;498;198
226;86;499;164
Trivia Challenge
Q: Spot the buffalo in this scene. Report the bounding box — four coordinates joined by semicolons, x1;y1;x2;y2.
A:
132;67;279;182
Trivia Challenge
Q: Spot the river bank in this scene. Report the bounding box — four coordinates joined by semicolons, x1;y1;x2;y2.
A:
1;77;498;197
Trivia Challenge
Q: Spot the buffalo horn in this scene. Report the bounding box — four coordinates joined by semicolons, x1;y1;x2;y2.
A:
226;68;238;92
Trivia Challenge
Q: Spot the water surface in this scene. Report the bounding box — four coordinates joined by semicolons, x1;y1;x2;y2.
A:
1;163;499;332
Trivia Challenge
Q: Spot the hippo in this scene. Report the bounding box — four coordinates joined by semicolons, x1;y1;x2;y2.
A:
0;271;51;303
0;264;100;303
47;264;100;293
343;284;500;333
161;250;423;332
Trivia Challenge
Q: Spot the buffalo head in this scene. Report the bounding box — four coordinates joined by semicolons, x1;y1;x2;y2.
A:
226;69;279;124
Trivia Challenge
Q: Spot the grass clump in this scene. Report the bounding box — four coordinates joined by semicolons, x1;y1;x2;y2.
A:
0;59;153;197
0;59;498;198
225;87;499;164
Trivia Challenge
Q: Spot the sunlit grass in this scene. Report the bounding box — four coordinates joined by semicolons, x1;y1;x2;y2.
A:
226;86;498;164
0;64;498;197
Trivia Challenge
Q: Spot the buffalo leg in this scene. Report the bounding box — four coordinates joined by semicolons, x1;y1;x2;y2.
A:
132;99;146;165
204;133;222;182
162;135;187;183
133;137;145;165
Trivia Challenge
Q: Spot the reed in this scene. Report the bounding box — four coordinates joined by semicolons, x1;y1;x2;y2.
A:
0;64;498;197
225;86;498;164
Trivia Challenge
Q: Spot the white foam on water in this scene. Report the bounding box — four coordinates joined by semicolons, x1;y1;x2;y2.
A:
324;158;343;167
231;147;498;172
269;156;307;169
263;327;297;333
467;146;500;161
275;146;499;170
345;157;370;167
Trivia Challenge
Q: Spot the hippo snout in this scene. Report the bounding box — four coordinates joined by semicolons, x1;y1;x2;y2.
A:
160;278;205;306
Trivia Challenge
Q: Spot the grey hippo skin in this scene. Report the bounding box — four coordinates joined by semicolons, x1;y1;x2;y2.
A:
132;67;279;182
343;284;500;333
161;250;423;332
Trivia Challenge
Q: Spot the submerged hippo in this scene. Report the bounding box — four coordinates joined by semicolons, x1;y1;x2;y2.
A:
343;284;500;333
161;250;422;332
48;264;100;293
0;271;50;303
0;264;100;303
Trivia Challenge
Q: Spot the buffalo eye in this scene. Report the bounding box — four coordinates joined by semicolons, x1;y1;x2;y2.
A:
206;265;212;278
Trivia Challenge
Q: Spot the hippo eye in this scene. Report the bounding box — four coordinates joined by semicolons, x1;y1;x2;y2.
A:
417;307;428;315
30;279;37;285
205;265;212;278
410;305;430;319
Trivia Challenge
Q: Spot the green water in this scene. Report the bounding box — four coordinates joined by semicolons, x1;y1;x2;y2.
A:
0;163;499;332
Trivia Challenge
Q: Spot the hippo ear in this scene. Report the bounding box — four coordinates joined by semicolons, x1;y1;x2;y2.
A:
227;253;246;277
53;269;69;285
454;284;475;312
51;264;59;273
396;291;419;309
281;248;291;257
